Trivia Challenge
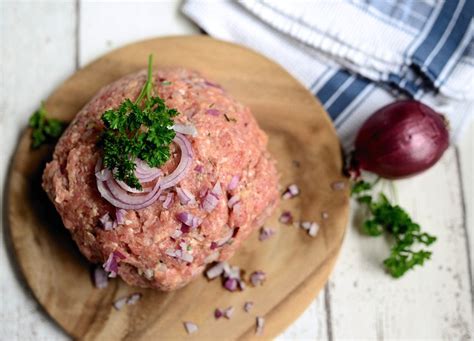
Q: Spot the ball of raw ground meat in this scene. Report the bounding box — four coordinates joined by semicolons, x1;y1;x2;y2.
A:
42;68;279;290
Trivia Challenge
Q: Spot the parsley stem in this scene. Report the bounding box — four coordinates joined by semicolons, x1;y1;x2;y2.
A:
135;54;154;105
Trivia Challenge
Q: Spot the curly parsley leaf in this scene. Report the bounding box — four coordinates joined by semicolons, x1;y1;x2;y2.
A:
352;181;436;278
100;55;178;190
28;102;66;149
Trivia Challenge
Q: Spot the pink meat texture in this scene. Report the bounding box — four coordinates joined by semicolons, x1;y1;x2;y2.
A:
42;68;279;290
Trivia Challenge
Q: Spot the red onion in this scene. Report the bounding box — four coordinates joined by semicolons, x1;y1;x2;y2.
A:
176;187;196;205
256;316;265;335
96;133;193;211
250;271;266;286
282;184;300;199
126;293;142;305
92;265;109;289
115;209;126;225
173;123;198;137
227;175;239;191
214;308;223;319
259;227;275;241
202;182;222;212
183;322;198;334
103;251;125;278
162;192;174;209
279;211;293;224
158;133;194;189
244;301;254;313
99;213;116;230
224;306;234;319
224;278;238;292
206;262;226;279
215;228;234;247
113;297;128;310
353;100;449;179
194;165;204;173
227;194;240;209
176;212;202;228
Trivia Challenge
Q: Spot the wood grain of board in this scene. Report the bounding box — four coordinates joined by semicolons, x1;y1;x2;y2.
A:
6;36;349;340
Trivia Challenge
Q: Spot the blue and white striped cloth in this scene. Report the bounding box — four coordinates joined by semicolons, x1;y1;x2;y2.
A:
182;0;473;148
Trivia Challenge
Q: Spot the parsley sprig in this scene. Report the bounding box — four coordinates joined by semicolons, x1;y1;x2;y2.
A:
29;102;66;149
352;179;437;278
100;55;178;189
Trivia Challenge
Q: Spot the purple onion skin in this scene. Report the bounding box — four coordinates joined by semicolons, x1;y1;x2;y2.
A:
354;100;449;179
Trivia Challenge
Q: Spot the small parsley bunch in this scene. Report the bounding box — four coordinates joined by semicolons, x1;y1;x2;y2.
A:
100;55;178;190
29;102;66;149
352;180;437;278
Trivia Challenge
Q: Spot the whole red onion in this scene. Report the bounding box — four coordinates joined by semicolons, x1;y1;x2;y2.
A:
353;100;449;179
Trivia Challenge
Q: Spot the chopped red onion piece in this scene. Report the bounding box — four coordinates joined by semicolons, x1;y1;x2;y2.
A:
176;212;202;228
173;123;198;137
194;165;204;173
250;271;266;286
115;209;126;225
180;224;191;233
227;194;240;209
205;262;226;279
227;175;239;191
183;321;198;334
162;192;174;209
126;293;142;305
224;306;234;319
300;221;312;230
216;228;234;247
202;192;219;212
259;227;275;241
256;316;265;335
176;187;196;205
99;213;117;230
232;202;242;216
244;301;254;313
238;279;246;291
224;278;238;292
308;222;320;237
214;308;223;319
212;181;223;197
224;265;241;280
279;211;293;224
331;181;346;191
179;241;187;250
179;250;194;263
282;184;300;199
113;297;128;310
210;241;218;250
92;265;108;289
103;251;125;278
171;229;183;239
95;168;111;181
206;108;221;116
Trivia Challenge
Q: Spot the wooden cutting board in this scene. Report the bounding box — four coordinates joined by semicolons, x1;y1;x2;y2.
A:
6;36;349;340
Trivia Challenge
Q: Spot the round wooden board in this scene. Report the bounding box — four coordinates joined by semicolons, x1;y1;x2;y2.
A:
6;36;349;340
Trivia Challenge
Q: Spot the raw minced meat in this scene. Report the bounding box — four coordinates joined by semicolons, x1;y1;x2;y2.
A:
42;68;279;290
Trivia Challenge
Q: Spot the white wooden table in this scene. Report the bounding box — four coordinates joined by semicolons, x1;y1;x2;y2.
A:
1;1;473;340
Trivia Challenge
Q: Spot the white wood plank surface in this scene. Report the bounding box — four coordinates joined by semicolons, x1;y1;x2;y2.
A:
1;1;472;340
328;147;473;340
1;2;75;340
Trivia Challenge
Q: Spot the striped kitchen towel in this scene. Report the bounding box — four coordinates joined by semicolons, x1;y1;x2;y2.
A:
182;0;473;148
